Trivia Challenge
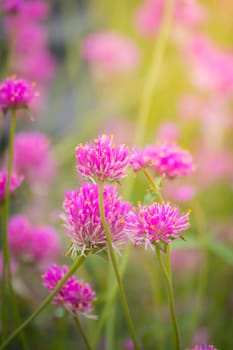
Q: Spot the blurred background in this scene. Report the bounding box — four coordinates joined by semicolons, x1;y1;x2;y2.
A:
0;0;233;349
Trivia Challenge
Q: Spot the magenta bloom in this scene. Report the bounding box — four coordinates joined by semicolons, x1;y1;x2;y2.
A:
63;182;131;256
8;215;61;269
42;264;96;317
81;31;140;75
76;135;130;182
125;202;190;248
129;147;151;172
0;76;37;111
12;131;56;182
189;346;217;350
145;143;194;178
0;169;23;202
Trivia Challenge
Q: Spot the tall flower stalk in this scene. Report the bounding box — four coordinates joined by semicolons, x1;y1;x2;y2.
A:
73;316;93;350
98;181;140;350
156;245;181;350
1;109;16;330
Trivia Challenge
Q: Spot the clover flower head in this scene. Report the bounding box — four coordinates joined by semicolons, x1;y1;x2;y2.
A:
0;169;23;202
125;202;190;248
145;142;194;178
0;76;38;112
62;182;131;256
129;146;151;172
76;134;130;182
42;264;96;317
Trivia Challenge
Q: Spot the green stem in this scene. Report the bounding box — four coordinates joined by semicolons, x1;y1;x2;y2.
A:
156;246;181;350
143;168;163;203
134;0;175;147
1;109;16;337
98;182;140;350
73;315;93;350
0;255;85;350
92;243;130;348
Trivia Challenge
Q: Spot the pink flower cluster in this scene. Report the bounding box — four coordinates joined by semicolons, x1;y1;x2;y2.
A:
0;169;23;202
12;131;56;183
81;31;140;75
63;182;131;256
76;135;130;182
130;143;194;178
134;0;206;37
186;35;233;95
8;214;61;269
125;202;190;248
3;0;56;109
0;76;37;111
145;143;194;178
42;264;96;317
129;146;152;172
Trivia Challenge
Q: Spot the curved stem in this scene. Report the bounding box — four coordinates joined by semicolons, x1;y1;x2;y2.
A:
134;0;175;147
156;246;181;350
73;315;93;350
0;255;85;350
98;182;140;350
143;168;163;203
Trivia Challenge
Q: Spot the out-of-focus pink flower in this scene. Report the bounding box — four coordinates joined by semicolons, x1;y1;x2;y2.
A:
3;0;56;109
171;248;202;272
145;142;194;178
196;148;233;186
76;135;130;182
8;214;31;255
134;0;206;37
188;345;217;350
81;31;140;75
174;0;207;27
29;226;61;266
163;182;196;202
8;214;61;269
0;169;23;202
42;264;96;317
12;132;56;183
186;34;233;95
129;146;151;172
13;51;56;83
123;338;135;350
156;122;180;143
21;0;50;20
62;182;131;256
178;95;203;120
125;202;190;248
1;0;24;13
0;76;37;111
